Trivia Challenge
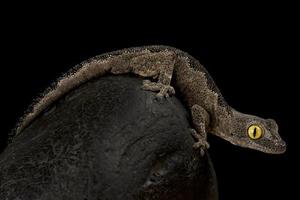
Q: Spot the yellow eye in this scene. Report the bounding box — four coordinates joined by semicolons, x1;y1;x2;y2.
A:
247;125;263;140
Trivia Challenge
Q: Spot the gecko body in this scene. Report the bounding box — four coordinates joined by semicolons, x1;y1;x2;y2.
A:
13;46;286;155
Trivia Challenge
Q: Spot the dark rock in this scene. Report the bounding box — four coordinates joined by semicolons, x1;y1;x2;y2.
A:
0;75;218;200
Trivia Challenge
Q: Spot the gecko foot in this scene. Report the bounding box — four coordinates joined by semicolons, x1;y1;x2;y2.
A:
142;80;175;98
190;128;210;156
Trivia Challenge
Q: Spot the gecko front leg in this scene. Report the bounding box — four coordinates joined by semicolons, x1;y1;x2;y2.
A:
190;104;210;156
131;51;176;98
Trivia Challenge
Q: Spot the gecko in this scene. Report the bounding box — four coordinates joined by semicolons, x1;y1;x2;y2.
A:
12;45;286;156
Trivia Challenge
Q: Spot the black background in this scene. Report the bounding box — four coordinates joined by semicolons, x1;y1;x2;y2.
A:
0;4;297;200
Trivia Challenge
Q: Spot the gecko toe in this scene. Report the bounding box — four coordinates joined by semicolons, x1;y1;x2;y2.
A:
142;80;175;98
155;92;165;100
193;142;202;149
205;141;210;149
143;80;151;85
168;86;175;95
193;141;207;156
200;148;205;156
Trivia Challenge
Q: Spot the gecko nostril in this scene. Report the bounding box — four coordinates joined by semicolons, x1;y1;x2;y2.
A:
275;138;286;147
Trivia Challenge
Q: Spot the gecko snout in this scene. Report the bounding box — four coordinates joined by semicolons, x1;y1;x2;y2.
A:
274;139;286;154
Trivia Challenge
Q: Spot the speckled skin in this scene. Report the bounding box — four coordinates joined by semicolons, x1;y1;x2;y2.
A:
13;46;286;154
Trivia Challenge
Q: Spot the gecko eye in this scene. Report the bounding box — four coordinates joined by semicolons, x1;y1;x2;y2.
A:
247;125;263;140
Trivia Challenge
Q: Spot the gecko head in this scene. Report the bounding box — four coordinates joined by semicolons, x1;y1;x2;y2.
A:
225;111;286;154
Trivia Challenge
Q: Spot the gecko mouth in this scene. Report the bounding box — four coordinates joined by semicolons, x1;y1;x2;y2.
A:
260;139;287;154
226;136;287;154
269;140;286;154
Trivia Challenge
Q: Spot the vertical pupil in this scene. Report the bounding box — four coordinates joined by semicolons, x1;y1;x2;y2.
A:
253;127;257;138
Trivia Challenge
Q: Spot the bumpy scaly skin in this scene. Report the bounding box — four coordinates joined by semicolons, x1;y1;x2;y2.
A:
13;46;286;155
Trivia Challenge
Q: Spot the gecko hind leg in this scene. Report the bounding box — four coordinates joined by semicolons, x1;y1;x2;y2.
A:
142;80;175;98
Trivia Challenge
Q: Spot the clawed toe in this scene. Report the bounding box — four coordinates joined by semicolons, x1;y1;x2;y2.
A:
143;80;151;85
156;85;175;98
193;141;209;156
142;80;175;98
193;141;209;149
190;128;209;156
